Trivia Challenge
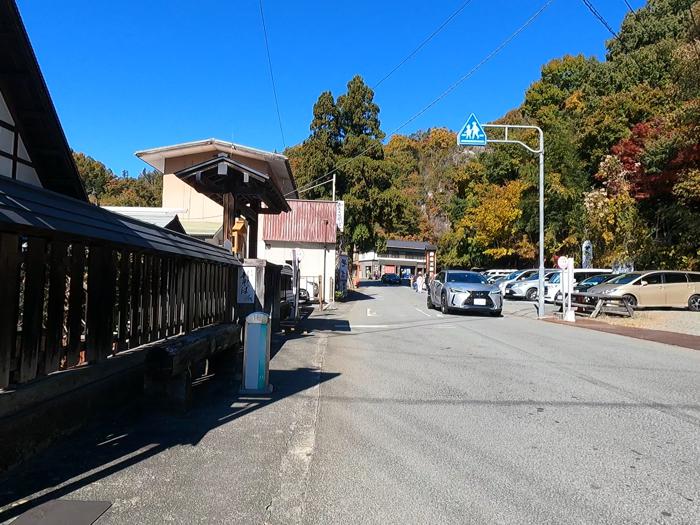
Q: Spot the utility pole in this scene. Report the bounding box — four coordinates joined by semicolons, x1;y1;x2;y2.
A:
332;173;336;202
322;219;329;311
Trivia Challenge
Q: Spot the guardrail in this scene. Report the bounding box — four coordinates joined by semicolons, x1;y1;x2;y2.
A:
555;291;634;318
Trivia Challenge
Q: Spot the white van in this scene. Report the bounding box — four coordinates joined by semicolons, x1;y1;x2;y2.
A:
544;269;612;302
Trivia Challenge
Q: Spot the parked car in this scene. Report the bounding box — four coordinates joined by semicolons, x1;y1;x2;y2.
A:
504;270;558;300
589;271;700;310
544;269;613;303
381;273;401;285
298;287;310;303
427;270;502;316
483;269;517;283
497;269;539;295
574;273;616;293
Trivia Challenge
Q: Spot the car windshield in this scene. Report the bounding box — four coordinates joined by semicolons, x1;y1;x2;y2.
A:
580;274;611;286
446;272;488;284
504;270;523;280
549;273;562;284
606;272;641;285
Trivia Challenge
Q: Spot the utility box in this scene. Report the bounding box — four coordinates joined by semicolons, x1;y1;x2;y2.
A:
240;312;273;394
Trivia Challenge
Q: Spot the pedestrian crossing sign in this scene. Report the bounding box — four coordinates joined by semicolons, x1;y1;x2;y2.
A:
457;113;487;146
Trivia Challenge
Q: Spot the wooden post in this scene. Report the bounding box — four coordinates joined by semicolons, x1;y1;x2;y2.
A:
43;241;68;375
248;217;258;259
86;246;115;363
222;193;235;247
142;254;152;343
66;244;86;367
19;238;47;382
118;250;130;351
129;253;142;348
0;233;20;389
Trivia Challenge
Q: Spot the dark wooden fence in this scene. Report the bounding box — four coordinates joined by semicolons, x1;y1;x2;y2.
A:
0;178;240;391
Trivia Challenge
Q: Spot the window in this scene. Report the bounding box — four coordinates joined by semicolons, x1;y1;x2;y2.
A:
640;273;662;285
688;273;700;283
445;272;488;284
663;272;687;284
436;272;445;283
608;273;641;285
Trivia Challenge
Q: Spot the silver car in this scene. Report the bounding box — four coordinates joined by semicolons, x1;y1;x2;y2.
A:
427;270;503;316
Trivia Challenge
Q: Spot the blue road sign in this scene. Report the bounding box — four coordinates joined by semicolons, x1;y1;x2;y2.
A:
457;113;487;146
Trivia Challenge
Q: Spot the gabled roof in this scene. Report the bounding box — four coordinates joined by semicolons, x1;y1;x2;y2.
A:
386;240;437;251
0;0;87;201
135;138;298;199
173;155;290;214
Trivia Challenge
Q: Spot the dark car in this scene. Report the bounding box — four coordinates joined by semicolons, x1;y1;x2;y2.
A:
574;273;616;293
298;287;310;303
381;273;401;285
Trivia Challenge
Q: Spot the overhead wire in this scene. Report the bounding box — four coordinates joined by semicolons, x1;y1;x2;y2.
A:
289;0;555;197
373;0;475;89
259;0;287;149
580;0;619;37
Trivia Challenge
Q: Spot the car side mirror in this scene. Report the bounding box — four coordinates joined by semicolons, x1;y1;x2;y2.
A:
640;280;648;287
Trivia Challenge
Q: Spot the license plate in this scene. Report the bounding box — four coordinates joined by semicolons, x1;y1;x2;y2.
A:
474;298;487;306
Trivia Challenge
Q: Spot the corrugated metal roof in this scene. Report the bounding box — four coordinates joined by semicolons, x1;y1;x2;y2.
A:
386;240;437;251
263;199;336;244
179;220;222;237
102;207;185;229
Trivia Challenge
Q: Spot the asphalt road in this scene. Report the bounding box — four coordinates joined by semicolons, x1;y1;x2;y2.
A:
1;284;699;524
303;284;700;524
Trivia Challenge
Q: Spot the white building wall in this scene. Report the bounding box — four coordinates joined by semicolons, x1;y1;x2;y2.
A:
259;238;336;302
0;90;41;187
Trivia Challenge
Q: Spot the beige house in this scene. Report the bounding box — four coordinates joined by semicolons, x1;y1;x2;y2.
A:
136;138;297;256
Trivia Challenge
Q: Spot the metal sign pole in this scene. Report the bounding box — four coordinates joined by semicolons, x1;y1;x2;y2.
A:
480;124;546;319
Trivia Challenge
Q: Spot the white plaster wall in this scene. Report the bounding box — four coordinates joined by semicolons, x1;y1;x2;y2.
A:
260;240;336;301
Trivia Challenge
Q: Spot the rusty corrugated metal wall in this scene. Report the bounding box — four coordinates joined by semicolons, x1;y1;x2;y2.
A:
263;199;337;244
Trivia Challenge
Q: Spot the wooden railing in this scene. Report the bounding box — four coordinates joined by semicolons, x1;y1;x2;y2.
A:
0;178;240;390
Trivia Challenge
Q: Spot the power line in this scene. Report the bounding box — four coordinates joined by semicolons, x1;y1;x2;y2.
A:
373;0;475;89
622;0;635;14
290;0;554;197
580;0;618;37
259;0;287;149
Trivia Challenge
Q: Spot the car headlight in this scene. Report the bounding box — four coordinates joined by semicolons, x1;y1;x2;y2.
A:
491;289;501;294
450;288;471;295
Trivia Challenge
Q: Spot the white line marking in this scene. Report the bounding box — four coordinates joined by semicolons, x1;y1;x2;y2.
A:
414;307;431;317
366;308;378;317
436;313;444;318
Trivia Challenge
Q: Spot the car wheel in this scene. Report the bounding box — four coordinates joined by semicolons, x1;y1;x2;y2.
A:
490;309;502;317
441;292;450;314
525;288;537;301
426;293;434;309
623;294;638;308
689;294;700;312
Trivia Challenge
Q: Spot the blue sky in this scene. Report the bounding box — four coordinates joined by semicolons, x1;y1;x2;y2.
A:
17;0;643;176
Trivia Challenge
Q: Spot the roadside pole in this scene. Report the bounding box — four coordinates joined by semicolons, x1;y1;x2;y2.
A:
458;114;546;318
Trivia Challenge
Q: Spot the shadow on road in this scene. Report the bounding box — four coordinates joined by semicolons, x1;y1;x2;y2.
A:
0;341;340;522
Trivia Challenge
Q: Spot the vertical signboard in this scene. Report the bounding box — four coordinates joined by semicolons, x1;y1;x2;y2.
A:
237;266;257;304
336;200;345;232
